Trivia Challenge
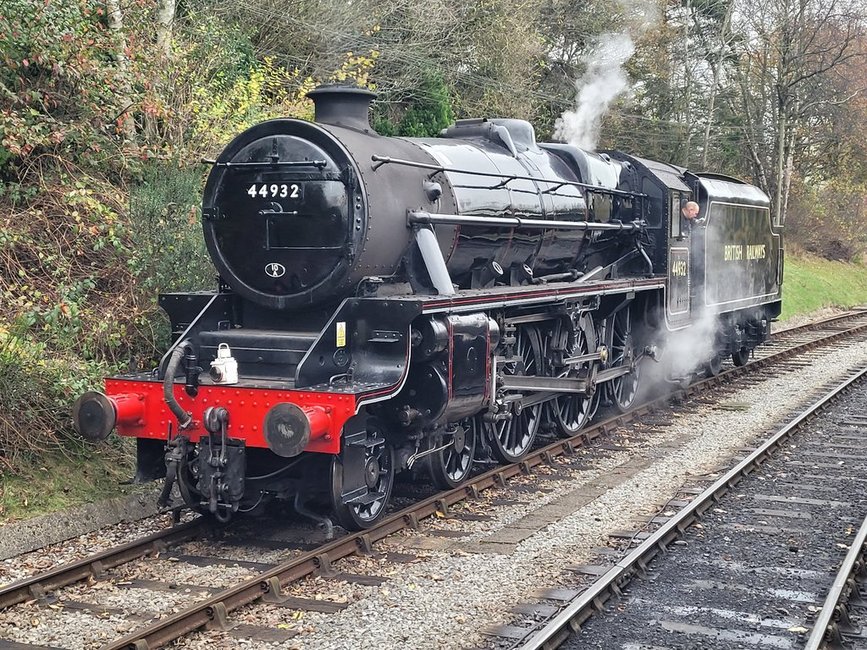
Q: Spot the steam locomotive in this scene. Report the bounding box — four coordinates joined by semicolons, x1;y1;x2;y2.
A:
73;85;782;530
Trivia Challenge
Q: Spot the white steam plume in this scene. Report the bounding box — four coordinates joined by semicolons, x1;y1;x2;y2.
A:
554;33;635;151
665;306;721;379
638;302;724;404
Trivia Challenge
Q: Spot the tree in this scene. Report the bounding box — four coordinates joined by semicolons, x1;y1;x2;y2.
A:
156;0;176;57
105;0;137;141
375;70;454;137
728;0;866;223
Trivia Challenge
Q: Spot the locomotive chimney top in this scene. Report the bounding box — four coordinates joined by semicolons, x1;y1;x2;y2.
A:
307;84;376;132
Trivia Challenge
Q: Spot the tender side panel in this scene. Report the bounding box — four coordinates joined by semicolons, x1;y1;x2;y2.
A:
703;201;781;311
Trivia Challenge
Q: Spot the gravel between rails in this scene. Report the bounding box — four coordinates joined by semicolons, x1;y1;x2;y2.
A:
2;337;867;649
0;509;197;586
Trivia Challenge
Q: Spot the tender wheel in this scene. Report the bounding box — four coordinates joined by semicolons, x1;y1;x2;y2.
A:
426;419;478;490
732;346;750;366
704;353;723;377
487;325;543;463
330;428;394;530
608;307;641;412
552;317;596;436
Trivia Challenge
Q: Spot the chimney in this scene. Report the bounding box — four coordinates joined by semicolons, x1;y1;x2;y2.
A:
307;84;376;132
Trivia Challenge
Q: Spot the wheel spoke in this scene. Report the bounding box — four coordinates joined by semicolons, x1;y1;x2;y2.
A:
608;308;640;412
488;326;542;462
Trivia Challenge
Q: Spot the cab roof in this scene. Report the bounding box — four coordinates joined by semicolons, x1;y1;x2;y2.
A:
606;152;693;193
693;172;770;207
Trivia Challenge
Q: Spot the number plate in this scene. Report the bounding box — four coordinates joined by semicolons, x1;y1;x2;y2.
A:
246;183;303;200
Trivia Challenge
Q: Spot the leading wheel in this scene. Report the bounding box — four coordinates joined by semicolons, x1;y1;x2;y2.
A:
608;308;641;412
487;325;543;463
330;427;394;530
551;317;596;436
426;418;478;490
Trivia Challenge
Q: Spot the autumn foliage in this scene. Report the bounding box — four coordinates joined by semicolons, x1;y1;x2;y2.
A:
0;0;377;467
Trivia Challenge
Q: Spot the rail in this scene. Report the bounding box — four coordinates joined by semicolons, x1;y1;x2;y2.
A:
804;512;867;649
0;519;203;610
516;364;867;650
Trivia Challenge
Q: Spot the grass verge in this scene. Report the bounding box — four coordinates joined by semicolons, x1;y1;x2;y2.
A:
781;252;867;320
0;445;135;523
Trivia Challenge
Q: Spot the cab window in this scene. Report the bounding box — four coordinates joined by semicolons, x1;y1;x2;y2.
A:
670;191;683;239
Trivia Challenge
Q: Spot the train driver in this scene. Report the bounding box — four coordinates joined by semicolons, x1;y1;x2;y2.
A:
681;201;704;229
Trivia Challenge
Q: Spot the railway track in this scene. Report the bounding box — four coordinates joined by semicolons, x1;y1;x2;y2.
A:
3;310;867;649
805;511;867;650
504;359;867;650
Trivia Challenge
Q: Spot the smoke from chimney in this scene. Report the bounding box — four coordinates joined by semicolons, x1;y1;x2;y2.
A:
554;32;635;151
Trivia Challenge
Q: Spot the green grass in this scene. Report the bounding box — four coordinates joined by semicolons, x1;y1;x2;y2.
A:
0;446;136;523
781;252;867;320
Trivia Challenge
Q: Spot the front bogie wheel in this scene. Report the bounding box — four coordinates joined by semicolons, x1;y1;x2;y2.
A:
426;419;478;490
330;425;395;530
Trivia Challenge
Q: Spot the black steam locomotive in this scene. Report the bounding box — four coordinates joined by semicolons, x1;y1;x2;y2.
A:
73;85;782;530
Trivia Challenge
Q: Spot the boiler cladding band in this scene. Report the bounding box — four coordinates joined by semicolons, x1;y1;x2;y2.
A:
407;210;645;232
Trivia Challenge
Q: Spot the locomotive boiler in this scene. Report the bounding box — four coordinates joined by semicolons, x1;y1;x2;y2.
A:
73;85;782;530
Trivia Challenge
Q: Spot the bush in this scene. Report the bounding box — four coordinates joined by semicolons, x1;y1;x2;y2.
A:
787;179;867;262
128;161;214;294
0;161;213;470
0;1;385;477
0;328;106;465
0;0;131;180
